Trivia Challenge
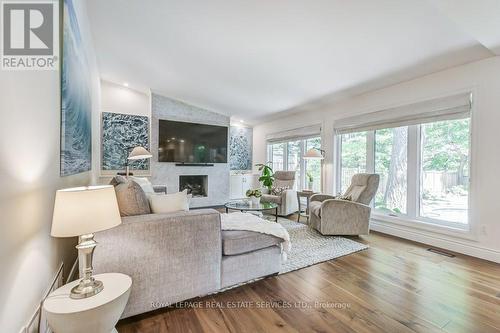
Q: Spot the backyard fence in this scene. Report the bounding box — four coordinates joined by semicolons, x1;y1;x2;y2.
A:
341;168;468;194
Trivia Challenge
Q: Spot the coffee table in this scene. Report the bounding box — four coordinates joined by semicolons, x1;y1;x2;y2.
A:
225;200;279;222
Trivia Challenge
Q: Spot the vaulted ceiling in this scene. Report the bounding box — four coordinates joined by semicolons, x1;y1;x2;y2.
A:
87;0;499;124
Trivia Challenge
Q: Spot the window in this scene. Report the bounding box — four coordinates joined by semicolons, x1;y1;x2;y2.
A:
305;137;322;192
267;136;322;191
287;141;301;190
339;132;367;193
419;118;470;224
375;127;408;215
270;142;284;171
337;117;470;228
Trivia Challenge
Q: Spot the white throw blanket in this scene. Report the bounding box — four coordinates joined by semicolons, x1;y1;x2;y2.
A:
220;212;291;261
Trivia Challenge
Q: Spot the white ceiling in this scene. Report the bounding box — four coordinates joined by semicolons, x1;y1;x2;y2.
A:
86;0;498;124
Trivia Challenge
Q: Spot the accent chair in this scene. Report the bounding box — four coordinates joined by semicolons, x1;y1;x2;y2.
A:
309;173;380;235
261;171;299;216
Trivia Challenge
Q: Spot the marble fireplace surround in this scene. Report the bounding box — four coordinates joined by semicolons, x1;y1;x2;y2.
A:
151;93;230;207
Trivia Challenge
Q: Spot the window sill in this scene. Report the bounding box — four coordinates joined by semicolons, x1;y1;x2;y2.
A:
371;213;478;242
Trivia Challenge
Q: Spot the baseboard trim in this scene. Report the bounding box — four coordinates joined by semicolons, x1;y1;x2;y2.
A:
371;221;500;263
20;263;64;333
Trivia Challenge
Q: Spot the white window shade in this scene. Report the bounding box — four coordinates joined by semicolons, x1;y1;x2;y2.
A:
266;124;321;143
334;92;472;135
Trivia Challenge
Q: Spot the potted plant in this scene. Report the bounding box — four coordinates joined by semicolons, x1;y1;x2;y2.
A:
246;189;262;206
306;172;314;190
255;163;274;191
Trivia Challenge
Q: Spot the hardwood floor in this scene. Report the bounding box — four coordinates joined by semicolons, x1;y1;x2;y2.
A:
117;213;500;333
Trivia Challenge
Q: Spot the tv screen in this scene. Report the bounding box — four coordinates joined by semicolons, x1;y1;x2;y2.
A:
158;119;228;163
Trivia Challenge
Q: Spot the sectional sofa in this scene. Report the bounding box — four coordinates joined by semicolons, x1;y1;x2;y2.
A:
93;208;284;318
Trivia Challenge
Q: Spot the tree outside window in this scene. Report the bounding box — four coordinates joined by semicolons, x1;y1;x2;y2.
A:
340;132;367;193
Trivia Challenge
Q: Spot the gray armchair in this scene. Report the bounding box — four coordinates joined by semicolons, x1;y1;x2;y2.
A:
261;171;299;216
309;173;380;235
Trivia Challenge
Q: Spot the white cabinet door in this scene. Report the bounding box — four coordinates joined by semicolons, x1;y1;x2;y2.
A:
230;174;257;199
230;175;243;199
241;175;253;195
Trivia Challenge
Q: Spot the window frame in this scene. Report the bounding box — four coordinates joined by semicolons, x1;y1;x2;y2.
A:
336;120;472;231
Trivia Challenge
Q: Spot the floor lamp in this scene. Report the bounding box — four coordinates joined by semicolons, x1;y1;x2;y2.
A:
126;146;153;176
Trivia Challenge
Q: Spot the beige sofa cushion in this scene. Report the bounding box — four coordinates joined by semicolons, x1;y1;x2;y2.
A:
222;230;282;255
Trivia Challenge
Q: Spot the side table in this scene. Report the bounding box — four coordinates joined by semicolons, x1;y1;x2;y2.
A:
43;273;132;333
297;190;317;223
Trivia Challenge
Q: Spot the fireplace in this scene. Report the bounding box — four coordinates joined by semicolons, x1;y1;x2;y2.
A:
179;175;208;197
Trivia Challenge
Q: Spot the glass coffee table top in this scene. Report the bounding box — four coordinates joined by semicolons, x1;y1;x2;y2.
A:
224;200;278;211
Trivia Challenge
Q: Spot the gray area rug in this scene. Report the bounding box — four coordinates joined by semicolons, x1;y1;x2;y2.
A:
276;217;369;274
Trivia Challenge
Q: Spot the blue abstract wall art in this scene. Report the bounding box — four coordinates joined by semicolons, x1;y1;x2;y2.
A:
229;126;253;170
60;0;92;176
102;112;150;171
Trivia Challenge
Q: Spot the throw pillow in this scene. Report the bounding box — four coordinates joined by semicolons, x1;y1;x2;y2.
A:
109;175;127;186
271;185;289;195
113;179;151;217
338;194;352;201
149;190;190;214
130;176;155;196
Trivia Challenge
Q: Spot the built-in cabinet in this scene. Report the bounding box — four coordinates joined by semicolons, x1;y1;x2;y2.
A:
230;174;259;199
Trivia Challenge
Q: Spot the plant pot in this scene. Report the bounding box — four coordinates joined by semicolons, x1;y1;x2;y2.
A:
250;196;260;206
308;181;313;190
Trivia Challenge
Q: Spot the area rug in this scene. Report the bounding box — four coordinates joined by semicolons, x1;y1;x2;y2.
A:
275;217;369;274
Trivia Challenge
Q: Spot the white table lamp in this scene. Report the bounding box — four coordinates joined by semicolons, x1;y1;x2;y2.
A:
51;185;122;299
126;146;152;176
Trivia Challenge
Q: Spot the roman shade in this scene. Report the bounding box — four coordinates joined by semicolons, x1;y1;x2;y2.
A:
266;124;321;143
334;92;472;135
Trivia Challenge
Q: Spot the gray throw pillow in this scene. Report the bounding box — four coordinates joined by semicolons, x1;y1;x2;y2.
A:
109;175;127;187
111;177;151;217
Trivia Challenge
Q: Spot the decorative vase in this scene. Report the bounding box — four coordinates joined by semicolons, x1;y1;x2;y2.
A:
308;181;313;190
250;196;260;206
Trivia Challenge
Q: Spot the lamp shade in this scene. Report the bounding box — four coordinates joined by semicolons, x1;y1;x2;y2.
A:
303;148;324;160
51;186;122;237
128;146;152;160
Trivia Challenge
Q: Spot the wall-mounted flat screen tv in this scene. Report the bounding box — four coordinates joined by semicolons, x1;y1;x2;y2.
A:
158;119;228;163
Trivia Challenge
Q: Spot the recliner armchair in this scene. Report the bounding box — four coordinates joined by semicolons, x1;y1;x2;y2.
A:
261;171;299;216
309;173;380;235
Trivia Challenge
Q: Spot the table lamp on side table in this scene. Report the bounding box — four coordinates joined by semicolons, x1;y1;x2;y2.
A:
51;185;122;299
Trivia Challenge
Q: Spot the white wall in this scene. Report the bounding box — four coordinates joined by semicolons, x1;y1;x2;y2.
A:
100;80;150;117
96;80;151;181
254;56;500;263
0;1;100;332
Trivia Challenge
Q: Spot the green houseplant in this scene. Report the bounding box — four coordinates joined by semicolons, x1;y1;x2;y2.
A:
255;163;274;191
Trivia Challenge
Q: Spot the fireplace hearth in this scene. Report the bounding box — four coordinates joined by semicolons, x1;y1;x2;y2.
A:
179;175;208;197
